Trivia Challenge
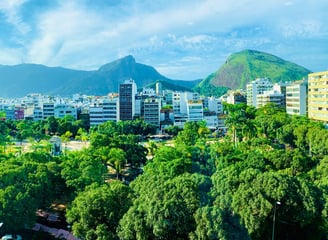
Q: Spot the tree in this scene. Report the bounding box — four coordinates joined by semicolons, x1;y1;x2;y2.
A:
0;121;10;153
224;103;248;147
118;173;212;240
212;164;323;239
255;104;289;140
44;116;59;135
107;148;126;179
60;149;107;193
164;125;182;136
176;122;206;146
15;120;33;144
190;206;250;240
66;182;133;240
75;127;89;143
61;130;73;152
0;152;63;232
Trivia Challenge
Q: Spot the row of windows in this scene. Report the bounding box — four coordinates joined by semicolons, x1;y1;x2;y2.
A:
309;107;328;111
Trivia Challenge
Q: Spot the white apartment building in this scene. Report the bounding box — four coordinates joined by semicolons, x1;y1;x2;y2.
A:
246;78;273;107
89;98;119;126
187;100;203;122
143;97;161;127
256;89;285;108
286;79;307;116
204;112;218;130
173;91;200;115
55;104;78;119
206;97;223;114
225;90;247;105
173;113;188;128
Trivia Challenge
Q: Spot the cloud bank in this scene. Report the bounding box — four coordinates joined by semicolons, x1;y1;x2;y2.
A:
0;0;327;79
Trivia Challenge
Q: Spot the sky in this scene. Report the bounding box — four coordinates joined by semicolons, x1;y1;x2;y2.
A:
0;0;327;80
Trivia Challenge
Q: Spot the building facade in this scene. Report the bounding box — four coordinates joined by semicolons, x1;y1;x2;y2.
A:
286;79;307;116
89;98;118;126
143;97;161;127
43;103;55;119
246;78;273;107
119;79;137;121
308;71;328;122
187;100;203;122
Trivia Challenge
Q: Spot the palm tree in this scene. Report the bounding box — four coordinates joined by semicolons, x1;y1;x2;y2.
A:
108;148;126;179
224;103;247;147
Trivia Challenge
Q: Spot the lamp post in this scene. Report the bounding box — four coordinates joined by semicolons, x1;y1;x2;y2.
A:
272;201;281;240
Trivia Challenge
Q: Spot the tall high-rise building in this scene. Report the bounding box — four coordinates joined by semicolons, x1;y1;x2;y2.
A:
308;71;328;122
119;79;137;121
156;81;162;95
246;78;273;107
286;79;307;116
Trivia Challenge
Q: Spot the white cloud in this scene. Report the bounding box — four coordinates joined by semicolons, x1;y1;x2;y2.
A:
0;0;30;35
0;0;327;78
281;20;323;38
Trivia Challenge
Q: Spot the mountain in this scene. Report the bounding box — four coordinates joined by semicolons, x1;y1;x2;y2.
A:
196;49;312;93
0;56;200;98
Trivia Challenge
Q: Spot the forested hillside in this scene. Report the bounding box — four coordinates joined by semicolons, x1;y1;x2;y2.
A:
0;107;327;239
195;50;311;96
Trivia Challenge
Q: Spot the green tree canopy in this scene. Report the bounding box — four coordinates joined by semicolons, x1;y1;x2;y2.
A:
66;181;133;240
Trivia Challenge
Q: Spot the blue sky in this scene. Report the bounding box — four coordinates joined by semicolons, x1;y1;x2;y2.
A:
0;0;327;80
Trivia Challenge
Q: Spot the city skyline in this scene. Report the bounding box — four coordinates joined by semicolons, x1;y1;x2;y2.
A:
0;0;327;80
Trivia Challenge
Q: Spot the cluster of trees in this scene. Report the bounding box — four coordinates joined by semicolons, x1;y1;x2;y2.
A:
0;104;328;240
0;116;157;154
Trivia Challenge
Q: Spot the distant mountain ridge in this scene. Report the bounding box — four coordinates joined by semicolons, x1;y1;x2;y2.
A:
0;56;200;98
0;50;312;98
197;49;312;93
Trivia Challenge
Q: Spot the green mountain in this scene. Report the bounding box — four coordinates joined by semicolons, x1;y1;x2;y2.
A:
0;56;200;97
196;49;312;94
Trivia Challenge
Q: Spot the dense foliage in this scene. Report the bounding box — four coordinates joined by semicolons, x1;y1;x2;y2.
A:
0;107;327;239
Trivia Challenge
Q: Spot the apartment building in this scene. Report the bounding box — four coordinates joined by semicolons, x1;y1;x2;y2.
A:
43;103;55;119
143;97;161;127
173;91;200;115
89;98;118;126
246;78;273;107
205;97;223;114
54;104;78;119
187;100;203;122
308;71;328;122
286;79;307;116
256;84;286;108
33;106;43;121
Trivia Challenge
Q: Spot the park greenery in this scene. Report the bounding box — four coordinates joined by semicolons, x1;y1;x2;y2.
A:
0;103;328;239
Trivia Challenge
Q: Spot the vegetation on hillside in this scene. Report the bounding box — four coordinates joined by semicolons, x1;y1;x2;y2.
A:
196;49;311;91
193;72;230;97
